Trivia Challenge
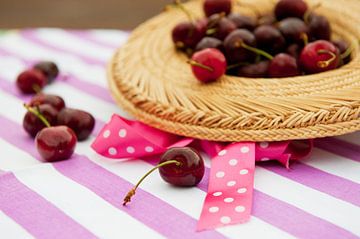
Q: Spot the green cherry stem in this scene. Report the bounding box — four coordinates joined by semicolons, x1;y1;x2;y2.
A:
23;104;51;128
32;84;42;94
340;42;355;60
123;160;181;206
236;41;274;60
173;0;194;23
187;60;214;72
300;33;309;46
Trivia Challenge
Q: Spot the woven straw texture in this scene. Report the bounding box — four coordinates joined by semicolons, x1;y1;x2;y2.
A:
108;0;360;142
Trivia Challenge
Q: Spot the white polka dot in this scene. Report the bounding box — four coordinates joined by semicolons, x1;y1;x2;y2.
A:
260;142;269;148
240;146;250;153
227;181;236;187
218;150;227;156
213;192;222;197
228;159;238;166
209;207;219;213
103;130;111;138
235;205;246;212
119;129;127;138
220;216;231;224
145;146;154;153
216;171;225;178
237;188;247;194
240;169;249;175
224;197;234;203
126;146;135;154
261;157;270;162
108;147;117;155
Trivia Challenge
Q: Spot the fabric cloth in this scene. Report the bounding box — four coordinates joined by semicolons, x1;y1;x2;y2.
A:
0;29;359;239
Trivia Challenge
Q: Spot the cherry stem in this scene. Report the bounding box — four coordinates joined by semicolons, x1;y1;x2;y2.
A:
340;43;354;60
227;62;250;70
300;33;309;46
236;41;274;60
32;84;41;94
303;2;322;24
173;0;194;23
207;12;226;29
317;50;337;68
23;104;51;128
187;60;214;72
123;160;181;206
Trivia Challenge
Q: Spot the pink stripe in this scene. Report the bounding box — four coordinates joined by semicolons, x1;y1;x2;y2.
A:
0;115;227;239
0;173;97;239
20;30;106;66
315;138;360;163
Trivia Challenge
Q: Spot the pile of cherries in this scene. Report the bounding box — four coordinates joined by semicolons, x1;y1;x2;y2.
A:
17;61;95;162
172;0;352;82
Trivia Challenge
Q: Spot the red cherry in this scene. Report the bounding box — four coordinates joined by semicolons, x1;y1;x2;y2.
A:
23;104;58;137
189;48;227;83
57;108;95;141
299;40;340;74
33;61;59;83
204;0;232;17
29;94;65;111
269;53;301;78
123;147;204;206
308;14;331;41
172;21;205;49
223;29;257;63
275;0;308;20
206;13;236;40
36;126;77;162
278;18;309;44
254;25;286;54
237;61;270;78
228;13;257;30
16;69;47;94
195;37;223;53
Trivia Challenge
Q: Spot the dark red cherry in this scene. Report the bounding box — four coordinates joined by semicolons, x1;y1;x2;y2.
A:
207;14;236;40
195;37;223;52
286;43;302;59
332;40;351;64
275;0;308;20
308;14;331;41
204;0;232;17
57;108;95;141
172;21;205;49
33;61;59;83
36;126;77;162
299;40;340;73
228;13;257;30
237;61;269;78
278;18;309;44
159;147;205;186
23;104;58;137
16;69;47;94
254;25;285;54
269;53;301;78
224;29;257;63
29;94;65;111
189;48;227;83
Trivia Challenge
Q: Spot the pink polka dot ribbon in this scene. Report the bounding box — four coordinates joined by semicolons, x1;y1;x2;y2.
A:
91;114;313;230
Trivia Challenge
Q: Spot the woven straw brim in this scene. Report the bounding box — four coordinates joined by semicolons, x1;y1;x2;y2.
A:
108;0;360;142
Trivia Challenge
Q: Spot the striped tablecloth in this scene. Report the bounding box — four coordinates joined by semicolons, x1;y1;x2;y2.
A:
0;29;359;239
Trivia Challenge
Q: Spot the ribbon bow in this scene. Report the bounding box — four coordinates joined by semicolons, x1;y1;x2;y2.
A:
92;114;312;230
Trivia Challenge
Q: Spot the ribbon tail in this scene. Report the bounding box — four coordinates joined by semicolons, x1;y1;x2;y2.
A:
197;142;256;230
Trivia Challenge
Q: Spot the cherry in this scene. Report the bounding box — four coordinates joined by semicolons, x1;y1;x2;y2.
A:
278;18;309;44
16;69;47;94
123;147;204;206
204;0;232;17
172;21;205;49
299;40;340;73
286;43;302;59
57;108;95;141
189;48;227;83
254;25;286;54
223;29;257;63
195;37;223;52
36;126;77;162
228;13;257;31
275;0;308;20
206;13;236;40
33;61;59;83
268;53;301;78
29;94;65;111
23;104;58;137
308;14;331;41
237;61;269;78
332;40;352;65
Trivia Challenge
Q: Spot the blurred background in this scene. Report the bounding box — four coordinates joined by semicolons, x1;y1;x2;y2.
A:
0;0;169;29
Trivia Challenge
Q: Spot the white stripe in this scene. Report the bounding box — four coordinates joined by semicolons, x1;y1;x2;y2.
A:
0;211;34;239
13;164;164;239
0;89;26;124
87;30;129;47
254;167;360;236
0;139;39;171
303;148;360;184
335;132;360;146
0;33;107;88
